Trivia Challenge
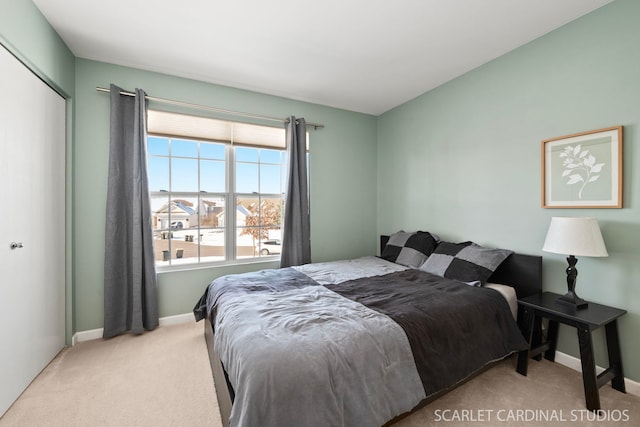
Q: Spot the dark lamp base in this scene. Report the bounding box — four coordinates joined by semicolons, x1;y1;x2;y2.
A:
559;255;589;309
556;291;588;309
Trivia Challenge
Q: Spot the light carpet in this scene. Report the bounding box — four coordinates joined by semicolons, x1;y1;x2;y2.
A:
1;321;637;426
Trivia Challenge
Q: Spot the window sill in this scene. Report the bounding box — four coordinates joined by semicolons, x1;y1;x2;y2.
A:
156;257;280;274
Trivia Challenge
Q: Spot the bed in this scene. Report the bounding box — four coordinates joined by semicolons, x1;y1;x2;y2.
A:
193;232;542;427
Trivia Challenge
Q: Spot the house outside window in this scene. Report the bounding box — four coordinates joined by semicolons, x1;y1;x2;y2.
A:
146;110;300;268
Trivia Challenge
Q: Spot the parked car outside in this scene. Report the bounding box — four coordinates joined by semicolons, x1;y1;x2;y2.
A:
258;239;281;255
170;221;184;230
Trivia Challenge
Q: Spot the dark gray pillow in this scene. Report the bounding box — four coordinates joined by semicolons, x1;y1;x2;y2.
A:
381;231;439;268
420;241;513;285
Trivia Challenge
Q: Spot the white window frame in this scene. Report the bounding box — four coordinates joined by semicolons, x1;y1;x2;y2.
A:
147;129;288;270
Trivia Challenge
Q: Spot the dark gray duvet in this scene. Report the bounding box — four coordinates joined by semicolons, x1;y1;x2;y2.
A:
194;259;528;427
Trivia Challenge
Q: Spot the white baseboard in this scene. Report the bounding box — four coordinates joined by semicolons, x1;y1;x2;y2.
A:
71;312;194;346
72;327;102;345
555;351;640;398
158;312;195;327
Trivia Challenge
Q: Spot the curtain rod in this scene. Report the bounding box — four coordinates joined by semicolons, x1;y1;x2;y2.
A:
95;87;324;130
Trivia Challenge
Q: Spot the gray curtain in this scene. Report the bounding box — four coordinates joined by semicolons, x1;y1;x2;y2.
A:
280;116;311;267
103;84;159;338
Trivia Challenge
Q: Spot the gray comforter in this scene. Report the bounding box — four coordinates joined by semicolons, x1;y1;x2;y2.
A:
194;257;527;427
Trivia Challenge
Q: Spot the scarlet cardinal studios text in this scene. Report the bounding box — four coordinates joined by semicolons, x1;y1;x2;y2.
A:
433;408;630;423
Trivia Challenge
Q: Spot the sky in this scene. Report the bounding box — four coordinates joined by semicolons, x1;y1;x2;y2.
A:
147;136;287;209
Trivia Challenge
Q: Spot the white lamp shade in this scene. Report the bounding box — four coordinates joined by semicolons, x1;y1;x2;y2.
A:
542;217;608;257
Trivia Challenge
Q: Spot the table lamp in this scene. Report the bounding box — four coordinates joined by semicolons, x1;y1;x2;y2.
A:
542;217;608;309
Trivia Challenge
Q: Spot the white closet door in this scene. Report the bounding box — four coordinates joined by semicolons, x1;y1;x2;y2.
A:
0;45;66;416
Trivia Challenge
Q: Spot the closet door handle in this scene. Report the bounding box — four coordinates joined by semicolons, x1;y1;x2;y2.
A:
9;242;24;250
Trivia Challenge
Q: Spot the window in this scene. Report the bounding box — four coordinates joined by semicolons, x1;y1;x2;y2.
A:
146;111;296;267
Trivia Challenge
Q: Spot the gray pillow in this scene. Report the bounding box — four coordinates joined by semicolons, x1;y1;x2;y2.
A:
381;231;439;268
420;241;513;285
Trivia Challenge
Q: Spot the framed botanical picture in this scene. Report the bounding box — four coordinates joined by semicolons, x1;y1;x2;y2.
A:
542;126;623;208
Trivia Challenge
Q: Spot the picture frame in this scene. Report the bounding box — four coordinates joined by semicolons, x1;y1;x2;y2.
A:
542;126;623;208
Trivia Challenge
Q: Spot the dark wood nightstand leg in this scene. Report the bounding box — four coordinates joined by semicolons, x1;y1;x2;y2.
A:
577;323;600;411
544;320;559;362
517;306;535;376
532;316;543;361
605;320;626;393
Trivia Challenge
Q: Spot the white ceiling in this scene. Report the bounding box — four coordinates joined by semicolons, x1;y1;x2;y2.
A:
33;0;612;115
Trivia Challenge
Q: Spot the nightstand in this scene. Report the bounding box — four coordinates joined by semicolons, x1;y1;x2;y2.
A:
516;292;626;411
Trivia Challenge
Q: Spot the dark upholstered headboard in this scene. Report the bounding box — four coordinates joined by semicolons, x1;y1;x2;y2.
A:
380;235;542;299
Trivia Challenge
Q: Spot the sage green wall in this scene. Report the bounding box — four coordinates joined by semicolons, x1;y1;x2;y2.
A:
377;0;640;382
0;0;75;94
74;59;378;332
1;0;75;345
